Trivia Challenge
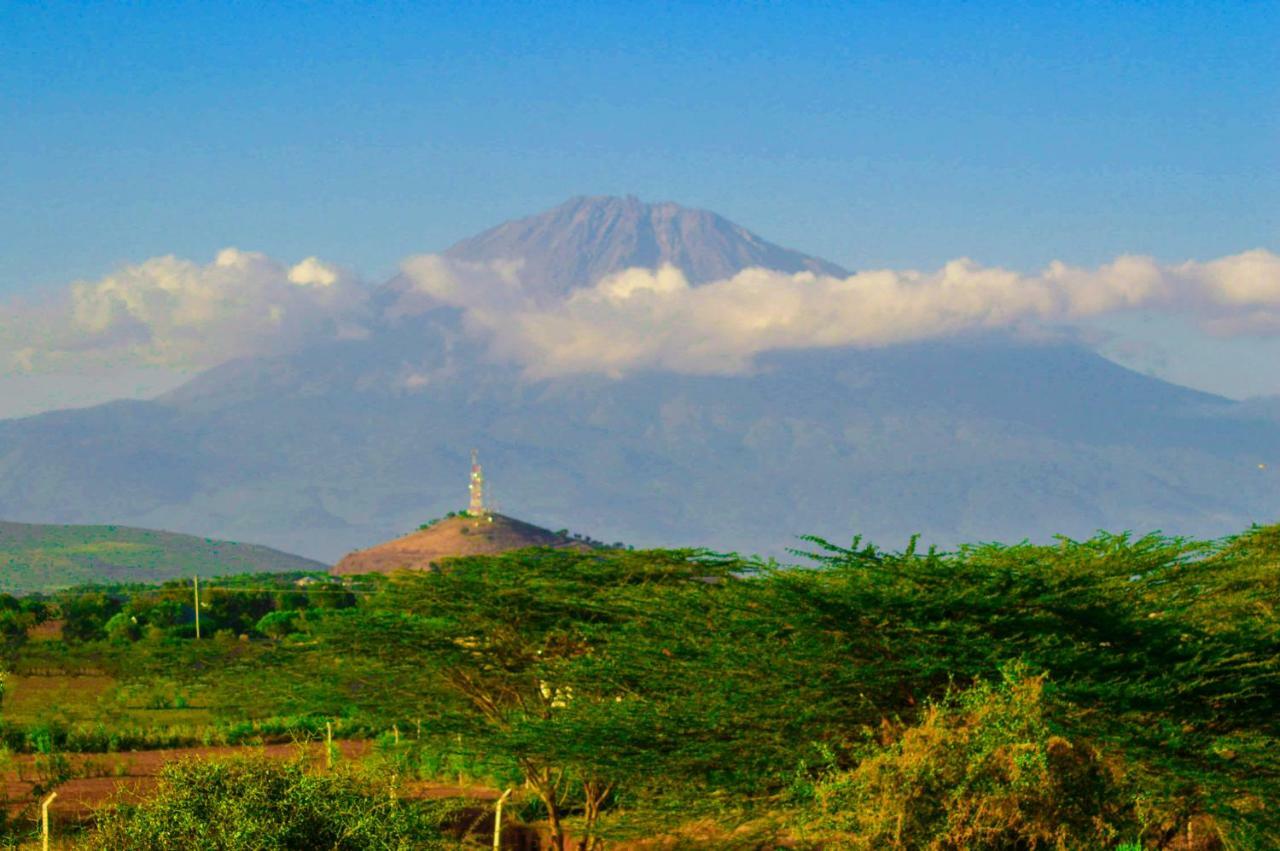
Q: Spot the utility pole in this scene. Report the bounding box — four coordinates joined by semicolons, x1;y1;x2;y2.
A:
193;575;201;640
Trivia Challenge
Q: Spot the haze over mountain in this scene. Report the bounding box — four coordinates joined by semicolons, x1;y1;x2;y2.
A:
0;196;1277;563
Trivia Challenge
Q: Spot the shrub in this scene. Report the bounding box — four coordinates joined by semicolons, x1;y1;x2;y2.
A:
85;755;462;850
802;669;1148;850
255;609;301;639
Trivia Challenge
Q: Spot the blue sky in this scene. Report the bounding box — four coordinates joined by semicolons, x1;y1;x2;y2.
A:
1;1;1278;410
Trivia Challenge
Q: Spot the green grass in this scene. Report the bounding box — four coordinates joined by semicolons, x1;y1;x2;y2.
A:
3;673;215;730
0;521;325;594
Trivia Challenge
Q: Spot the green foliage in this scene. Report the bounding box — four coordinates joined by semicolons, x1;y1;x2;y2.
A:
801;667;1141;849
60;592;125;642
84;756;462;850
30;722;72;795
53;573;357;646
0;593;45;661
171;530;1277;846
217;547;745;849
777;530;1277;846
255;609;302;639
4;524;1275;847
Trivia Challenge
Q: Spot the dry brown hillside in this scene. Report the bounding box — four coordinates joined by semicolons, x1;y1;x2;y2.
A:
330;513;592;575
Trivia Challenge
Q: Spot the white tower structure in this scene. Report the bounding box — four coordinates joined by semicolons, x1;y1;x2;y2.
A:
468;449;485;517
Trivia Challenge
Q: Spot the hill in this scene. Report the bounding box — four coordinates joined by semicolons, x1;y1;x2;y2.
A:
331;512;593;576
0;521;326;593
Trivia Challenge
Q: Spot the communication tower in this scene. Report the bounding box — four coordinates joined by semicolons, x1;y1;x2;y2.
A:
468;449;485;516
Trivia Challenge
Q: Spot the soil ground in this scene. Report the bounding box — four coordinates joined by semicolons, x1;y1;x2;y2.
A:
1;740;497;832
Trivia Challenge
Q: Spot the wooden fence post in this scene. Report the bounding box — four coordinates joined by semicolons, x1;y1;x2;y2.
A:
493;788;513;851
41;791;57;851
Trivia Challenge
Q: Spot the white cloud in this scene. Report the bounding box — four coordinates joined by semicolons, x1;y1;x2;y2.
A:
1;249;366;375
390;255;529;318
392;249;1280;379
7;246;1279;391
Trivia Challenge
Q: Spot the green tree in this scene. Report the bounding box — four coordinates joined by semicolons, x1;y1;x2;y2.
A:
780;529;1280;846
60;591;124;642
86;756;460;850
223;547;744;850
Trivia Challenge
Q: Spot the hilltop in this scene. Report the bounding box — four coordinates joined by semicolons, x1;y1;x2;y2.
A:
0;521;325;594
331;512;593;576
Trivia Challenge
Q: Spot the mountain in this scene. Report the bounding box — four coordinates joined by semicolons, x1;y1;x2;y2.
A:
0;196;1277;562
442;195;848;298
0;521;325;594
332;512;592;576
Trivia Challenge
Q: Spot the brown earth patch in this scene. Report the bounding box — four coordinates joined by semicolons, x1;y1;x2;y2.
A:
332;513;591;576
1;740;496;830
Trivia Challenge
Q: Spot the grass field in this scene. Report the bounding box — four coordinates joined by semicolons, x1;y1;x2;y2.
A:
2;674;214;730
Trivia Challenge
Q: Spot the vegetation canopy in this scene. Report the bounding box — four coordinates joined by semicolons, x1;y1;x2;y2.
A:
1;525;1275;849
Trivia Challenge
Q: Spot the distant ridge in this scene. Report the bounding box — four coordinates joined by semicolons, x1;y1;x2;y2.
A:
442;195;849;297
331;513;592;576
0;521;326;594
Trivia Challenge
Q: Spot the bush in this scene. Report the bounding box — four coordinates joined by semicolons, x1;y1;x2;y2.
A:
801;669;1151;850
255;609;301;639
85;755;462;850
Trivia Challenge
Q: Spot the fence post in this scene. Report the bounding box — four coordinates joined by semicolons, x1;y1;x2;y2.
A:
326;721;333;770
193;574;201;639
493;788;513;851
41;791;57;851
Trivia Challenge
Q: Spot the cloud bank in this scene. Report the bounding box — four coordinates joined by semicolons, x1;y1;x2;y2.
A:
1;249;365;375
395;248;1280;378
5;247;1279;386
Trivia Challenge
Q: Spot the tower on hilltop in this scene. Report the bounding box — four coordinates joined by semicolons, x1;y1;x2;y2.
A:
468;449;485;517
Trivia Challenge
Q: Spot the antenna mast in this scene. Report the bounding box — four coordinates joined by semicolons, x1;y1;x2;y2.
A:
468;449;485;516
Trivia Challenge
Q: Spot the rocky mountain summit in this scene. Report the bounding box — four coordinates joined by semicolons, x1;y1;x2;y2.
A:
442;195;848;297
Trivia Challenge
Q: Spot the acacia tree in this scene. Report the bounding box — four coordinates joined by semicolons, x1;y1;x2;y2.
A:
780;529;1280;846
228;547;745;851
199;527;1280;847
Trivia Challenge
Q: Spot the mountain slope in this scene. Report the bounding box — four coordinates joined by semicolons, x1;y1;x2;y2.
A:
2;332;1274;563
0;521;326;593
0;197;1277;562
